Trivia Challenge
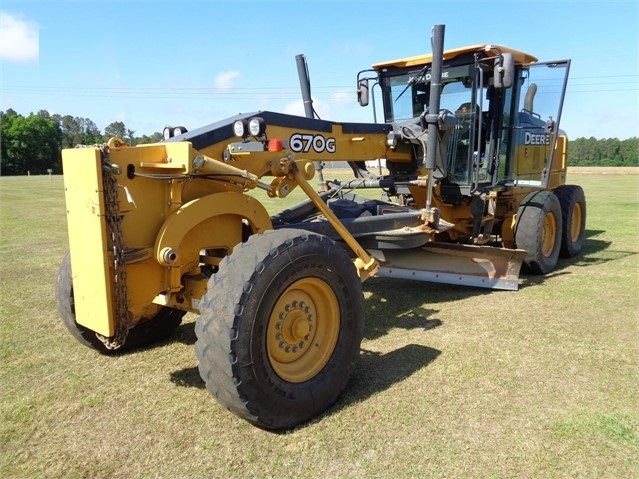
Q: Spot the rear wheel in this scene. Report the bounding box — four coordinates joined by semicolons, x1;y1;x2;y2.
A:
195;229;365;430
554;185;586;258
515;191;563;274
55;252;185;354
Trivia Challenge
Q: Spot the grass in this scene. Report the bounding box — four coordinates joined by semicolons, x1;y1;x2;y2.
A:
1;172;638;478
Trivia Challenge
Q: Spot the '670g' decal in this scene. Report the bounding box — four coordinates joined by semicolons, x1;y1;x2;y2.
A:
289;133;336;154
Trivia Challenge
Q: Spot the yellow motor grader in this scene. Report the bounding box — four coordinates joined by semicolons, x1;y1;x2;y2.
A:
56;25;585;429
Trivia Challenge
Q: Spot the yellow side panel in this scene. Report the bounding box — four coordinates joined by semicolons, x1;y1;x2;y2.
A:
547;135;568;189
514;144;547;177
62;148;114;337
553;135;568;172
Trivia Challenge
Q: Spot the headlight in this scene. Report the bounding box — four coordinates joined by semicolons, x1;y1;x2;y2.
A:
248;117;266;137
163;125;188;140
163;126;172;140
233;120;248;138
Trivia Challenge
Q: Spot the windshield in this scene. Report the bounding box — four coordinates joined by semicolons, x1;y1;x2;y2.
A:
380;64;482;185
381;64;476;122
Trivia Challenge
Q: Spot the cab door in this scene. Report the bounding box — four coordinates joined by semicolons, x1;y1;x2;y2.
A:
509;60;571;187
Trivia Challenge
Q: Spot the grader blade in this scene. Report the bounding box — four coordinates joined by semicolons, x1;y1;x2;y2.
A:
372;243;526;291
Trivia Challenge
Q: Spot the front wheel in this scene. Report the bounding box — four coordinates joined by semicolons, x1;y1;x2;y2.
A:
515;191;563;274
55;252;185;354
195;229;365;430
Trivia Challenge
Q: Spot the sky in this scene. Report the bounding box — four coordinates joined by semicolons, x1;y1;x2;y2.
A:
1;0;638;140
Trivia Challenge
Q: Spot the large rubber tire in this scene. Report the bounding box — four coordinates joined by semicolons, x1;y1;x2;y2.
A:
55;252;186;354
194;229;365;430
554;185;586;258
515;190;563;275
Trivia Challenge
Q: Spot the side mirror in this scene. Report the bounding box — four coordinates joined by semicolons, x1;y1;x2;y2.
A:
494;53;514;89
357;79;369;107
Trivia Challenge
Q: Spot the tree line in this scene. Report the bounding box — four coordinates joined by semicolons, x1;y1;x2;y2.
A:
1;109;637;175
567;136;638;167
0;109;163;175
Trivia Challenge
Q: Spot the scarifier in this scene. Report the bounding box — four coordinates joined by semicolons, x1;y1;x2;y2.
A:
56;25;586;429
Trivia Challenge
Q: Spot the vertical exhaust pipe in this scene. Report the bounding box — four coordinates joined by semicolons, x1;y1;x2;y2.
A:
424;25;445;220
295;54;326;190
295;54;315;119
425;24;444;171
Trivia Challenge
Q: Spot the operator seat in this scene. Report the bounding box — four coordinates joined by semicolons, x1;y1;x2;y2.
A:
455;102;479;138
448;102;485;181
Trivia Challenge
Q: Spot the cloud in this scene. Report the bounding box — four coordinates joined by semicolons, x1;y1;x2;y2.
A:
214;70;240;90
0;11;39;63
283;98;331;119
0;95;15;109
330;89;355;105
333;41;371;57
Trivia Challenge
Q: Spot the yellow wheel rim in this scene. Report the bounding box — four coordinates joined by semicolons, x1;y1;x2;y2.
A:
541;211;557;258
570;202;582;243
267;277;340;383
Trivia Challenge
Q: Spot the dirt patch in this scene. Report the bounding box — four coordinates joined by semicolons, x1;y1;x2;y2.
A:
568;167;639;175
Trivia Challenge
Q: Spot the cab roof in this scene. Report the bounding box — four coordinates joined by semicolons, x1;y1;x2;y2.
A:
371;44;538;70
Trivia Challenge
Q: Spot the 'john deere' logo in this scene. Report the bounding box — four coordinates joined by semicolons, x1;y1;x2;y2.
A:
524;132;550;145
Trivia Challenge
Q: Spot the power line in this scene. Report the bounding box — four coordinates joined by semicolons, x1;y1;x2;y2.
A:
3;87;637;101
3;73;637;93
3;73;637;102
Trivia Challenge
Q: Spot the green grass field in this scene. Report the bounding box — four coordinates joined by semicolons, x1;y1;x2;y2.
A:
1;172;637;478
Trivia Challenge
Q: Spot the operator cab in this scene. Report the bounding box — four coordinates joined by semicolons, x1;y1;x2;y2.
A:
360;44;570;201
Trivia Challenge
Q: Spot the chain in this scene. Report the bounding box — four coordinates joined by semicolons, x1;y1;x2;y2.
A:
93;144;130;349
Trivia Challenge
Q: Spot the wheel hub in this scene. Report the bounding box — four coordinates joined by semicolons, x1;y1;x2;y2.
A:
570;202;582;242
541;212;557;257
273;297;315;359
266;278;340;383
